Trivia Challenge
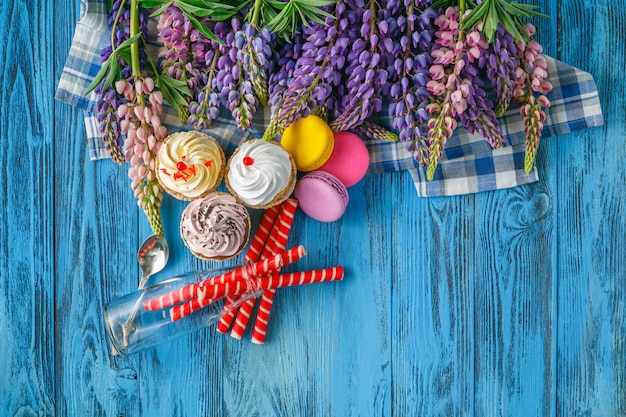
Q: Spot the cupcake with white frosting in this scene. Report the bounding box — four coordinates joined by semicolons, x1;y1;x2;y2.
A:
225;140;297;209
180;193;250;261
156;131;225;200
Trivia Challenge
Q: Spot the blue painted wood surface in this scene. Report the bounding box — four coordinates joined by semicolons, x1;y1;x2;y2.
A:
1;0;624;415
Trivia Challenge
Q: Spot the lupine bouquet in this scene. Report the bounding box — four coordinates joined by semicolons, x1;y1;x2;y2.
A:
88;0;553;231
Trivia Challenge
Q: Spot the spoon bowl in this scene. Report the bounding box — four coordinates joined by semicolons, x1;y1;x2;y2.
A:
137;234;169;289
120;234;170;350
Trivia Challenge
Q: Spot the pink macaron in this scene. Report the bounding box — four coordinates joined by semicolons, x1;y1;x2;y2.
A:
293;171;349;222
319;131;370;187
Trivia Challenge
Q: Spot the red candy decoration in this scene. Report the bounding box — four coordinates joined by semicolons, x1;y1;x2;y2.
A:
177;161;188;171
243;156;254;166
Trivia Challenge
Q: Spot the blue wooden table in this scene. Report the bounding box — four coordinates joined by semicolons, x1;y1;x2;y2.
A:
1;1;625;415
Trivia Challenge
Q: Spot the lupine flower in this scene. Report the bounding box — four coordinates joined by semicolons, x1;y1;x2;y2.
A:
262;0;352;140
117;76;168;235
479;24;519;116
158;5;202;121
94;0;149;163
512;23;553;173
388;0;437;164
356;120;400;142
329;0;401;133
188;21;228;129
236;24;275;106
214;19;260;129
424;6;503;180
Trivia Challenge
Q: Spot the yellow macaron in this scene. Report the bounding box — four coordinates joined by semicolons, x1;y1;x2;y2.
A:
280;114;334;172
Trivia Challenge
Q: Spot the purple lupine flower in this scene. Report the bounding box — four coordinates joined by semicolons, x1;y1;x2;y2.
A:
215;19;259;129
388;0;436;164
187;21;228;129
157;4;203;121
329;0;402;133
479;24;519;116
263;0;352;140
235;24;275;107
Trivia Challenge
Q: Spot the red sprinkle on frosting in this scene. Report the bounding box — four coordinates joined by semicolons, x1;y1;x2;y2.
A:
177;161;188;171
243;156;254;166
204;159;213;167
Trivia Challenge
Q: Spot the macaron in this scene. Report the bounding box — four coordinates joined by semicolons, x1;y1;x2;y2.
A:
319;131;370;187
294;171;349;222
280;115;334;172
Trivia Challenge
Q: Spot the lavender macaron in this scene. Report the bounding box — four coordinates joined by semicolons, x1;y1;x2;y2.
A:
293;171;349;222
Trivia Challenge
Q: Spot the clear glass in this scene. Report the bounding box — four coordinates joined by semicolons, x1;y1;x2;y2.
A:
103;267;254;356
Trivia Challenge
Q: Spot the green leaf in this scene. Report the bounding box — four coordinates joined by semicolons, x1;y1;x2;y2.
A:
138;0;169;7
300;3;334;22
496;4;525;43
177;0;233;17
116;32;143;50
84;58;112;95
149;2;174;17
460;0;488;31
505;2;550;19
266;0;334;39
180;8;225;44
431;0;457;9
161;75;192;92
296;0;335;7
156;74;192;111
482;0;499;43
116;47;133;66
106;57;121;89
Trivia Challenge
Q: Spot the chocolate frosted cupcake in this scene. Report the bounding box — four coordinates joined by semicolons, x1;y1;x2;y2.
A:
180;193;250;261
156;131;225;200
225;139;297;209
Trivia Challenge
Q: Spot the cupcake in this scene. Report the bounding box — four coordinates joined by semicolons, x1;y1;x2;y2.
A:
180;193;251;261
156;131;225;200
225;140;297;209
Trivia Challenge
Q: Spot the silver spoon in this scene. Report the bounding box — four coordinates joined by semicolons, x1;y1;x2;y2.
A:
120;234;170;349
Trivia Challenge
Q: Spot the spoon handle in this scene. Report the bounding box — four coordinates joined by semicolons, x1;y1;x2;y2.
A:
138;273;150;290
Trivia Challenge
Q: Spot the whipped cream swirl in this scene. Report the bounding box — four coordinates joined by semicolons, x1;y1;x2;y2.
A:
180;194;249;259
157;131;224;199
227;140;293;207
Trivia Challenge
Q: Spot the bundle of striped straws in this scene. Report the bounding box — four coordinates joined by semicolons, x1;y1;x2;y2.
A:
142;198;343;344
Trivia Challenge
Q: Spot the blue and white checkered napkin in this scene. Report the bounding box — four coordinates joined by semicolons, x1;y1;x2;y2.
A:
56;0;604;197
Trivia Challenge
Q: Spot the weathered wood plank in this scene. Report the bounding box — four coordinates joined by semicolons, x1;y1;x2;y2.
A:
219;174;393;416
0;1;55;415
555;2;626;416
390;171;476;417
473;177;557;417
11;0;624;415
470;4;559;415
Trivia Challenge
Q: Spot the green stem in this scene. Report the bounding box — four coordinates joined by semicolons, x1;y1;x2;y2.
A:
251;0;263;28
460;0;466;14
111;0;126;49
368;0;377;36
130;0;141;78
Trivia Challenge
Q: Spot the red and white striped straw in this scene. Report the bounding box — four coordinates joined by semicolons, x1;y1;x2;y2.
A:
169;266;344;320
216;204;281;333
142;247;305;312
230;199;298;340
161;246;307;322
251;199;298;344
169;294;215;322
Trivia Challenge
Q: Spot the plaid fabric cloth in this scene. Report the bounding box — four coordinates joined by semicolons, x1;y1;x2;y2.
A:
55;0;604;197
